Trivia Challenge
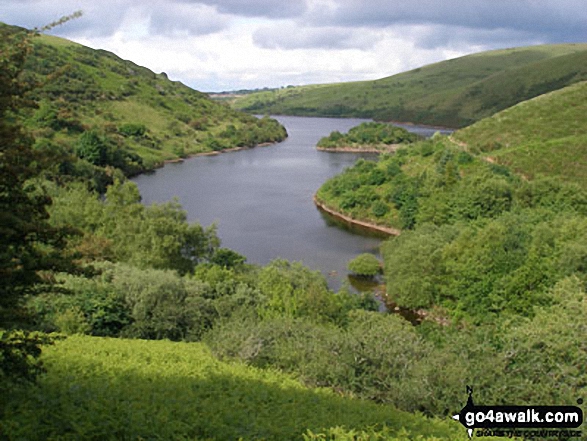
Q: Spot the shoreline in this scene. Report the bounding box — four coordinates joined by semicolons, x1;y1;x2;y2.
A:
316;144;402;154
159;141;278;166
313;196;401;236
383;119;457;131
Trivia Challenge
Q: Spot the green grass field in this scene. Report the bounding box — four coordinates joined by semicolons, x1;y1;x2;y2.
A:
233;44;587;128
0;336;466;440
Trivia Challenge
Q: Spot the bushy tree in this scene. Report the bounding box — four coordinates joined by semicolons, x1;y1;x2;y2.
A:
47;180;220;274
347;253;380;278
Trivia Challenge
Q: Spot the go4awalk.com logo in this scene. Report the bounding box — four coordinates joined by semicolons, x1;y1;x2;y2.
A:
452;387;583;439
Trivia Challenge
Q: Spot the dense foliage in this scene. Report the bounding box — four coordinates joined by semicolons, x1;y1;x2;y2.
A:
318;133;587;321
317;122;421;151
347;253;381;277
317;135;587;231
3;18;587;441
205;277;587;418
234;44;587;127
0;23;81;388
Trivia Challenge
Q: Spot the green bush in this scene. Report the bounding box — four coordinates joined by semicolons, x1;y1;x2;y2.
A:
347;254;381;277
118;123;146;137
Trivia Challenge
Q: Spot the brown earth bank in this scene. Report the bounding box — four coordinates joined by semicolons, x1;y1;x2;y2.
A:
316;144;401;154
313;196;401;236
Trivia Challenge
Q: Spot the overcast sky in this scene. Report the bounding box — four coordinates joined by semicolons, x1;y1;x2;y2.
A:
2;0;586;91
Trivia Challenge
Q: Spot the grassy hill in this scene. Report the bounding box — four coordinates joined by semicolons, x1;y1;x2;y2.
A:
233;44;587;128
2;23;286;175
453;80;587;187
1;335;465;440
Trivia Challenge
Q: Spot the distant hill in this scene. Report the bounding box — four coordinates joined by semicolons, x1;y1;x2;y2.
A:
454;80;587;187
1;23;286;175
233;44;587;128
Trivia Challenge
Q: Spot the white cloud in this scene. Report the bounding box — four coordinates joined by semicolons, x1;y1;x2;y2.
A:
1;0;585;91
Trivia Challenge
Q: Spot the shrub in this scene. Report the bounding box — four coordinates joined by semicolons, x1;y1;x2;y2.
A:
347;253;380;277
372;200;389;218
118;123;147;137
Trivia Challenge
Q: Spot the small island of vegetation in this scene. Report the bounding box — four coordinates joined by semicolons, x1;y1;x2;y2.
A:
317;122;422;153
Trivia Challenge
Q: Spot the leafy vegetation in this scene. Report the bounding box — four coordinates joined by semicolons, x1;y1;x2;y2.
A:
0;336;464;440
234;44;587;127
317;79;587;326
347;253;381;277
204;276;587;422
317;122;422;152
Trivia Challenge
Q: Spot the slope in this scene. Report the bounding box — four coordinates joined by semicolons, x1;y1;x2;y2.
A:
233;43;587;128
454;80;587;187
0;335;465;440
1;23;286;175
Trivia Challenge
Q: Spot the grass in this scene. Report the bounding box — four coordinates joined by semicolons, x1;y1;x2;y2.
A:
233;44;587;128
455;81;587;187
0;336;466;440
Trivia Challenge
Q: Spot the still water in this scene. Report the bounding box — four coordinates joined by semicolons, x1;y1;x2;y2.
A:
133;116;449;290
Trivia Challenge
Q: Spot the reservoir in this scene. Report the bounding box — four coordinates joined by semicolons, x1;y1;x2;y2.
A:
133;116;449;290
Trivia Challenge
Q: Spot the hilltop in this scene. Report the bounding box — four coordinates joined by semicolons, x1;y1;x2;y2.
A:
1;23;286;177
233;43;587;128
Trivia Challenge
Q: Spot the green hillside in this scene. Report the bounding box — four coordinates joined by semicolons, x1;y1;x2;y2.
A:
453;80;587;187
233;44;587;128
1;335;463;440
1;23;286;177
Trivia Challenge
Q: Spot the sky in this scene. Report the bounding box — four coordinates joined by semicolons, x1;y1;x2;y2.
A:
1;0;586;92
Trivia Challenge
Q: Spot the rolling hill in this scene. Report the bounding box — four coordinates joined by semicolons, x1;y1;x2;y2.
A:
233;44;587;128
1;23;286;175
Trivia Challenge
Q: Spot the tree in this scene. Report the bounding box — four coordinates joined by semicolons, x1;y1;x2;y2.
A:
0;18;80;384
74;129;108;165
1;25;70;322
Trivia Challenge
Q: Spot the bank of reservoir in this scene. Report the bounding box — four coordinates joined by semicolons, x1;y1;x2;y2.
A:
133;116;449;289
